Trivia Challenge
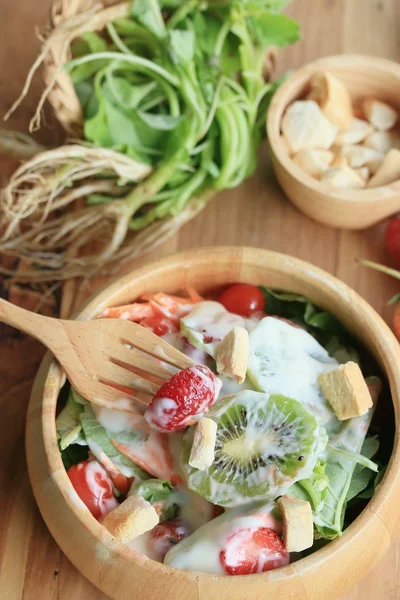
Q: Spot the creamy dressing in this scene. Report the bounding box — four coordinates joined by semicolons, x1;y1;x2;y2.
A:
64;296;377;576
248;317;340;429
164;502;281;574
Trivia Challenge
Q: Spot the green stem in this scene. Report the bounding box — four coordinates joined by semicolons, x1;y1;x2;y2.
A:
327;445;379;472
167;0;199;29
123;152;186;216
66;52;179;86
360;259;400;281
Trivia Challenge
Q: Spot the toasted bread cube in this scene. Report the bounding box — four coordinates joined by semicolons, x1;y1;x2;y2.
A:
189;417;218;470
293;149;334;179
318;362;373;420
308;72;353;131
320;166;365;189
335;118;373;146
103;495;159;543
278;495;314;553
215;326;249;383
281;100;338;154
368;149;400;187
362;98;398;131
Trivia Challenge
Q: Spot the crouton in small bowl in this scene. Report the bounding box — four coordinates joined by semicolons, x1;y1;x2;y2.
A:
267;54;400;229
26;247;400;599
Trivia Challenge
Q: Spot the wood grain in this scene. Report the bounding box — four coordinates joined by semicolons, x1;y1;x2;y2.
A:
1;0;400;598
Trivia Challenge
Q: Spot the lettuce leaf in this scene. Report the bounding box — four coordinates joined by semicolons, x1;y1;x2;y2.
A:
346;436;380;502
56;389;86;450
80;404;149;480
314;388;380;540
286;460;328;513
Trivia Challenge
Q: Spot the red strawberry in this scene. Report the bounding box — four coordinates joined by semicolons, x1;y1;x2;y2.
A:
149;519;191;561
144;365;222;432
220;527;289;576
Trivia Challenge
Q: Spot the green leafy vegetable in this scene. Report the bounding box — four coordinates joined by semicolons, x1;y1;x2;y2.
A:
59;441;89;471
80;404;149;480
63;0;300;232
130;479;174;503
346;436;380;502
56;389;86;450
314;387;380;540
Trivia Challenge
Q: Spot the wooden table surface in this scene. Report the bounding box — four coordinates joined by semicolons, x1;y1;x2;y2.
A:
1;0;400;598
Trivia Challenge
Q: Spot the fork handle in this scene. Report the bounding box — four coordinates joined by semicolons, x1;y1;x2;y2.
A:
0;298;67;353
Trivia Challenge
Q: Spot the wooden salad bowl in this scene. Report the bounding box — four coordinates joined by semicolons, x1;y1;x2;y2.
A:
267;54;400;230
26;247;400;600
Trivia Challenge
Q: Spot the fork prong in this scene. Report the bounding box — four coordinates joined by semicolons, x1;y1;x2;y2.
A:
97;377;154;406
111;344;176;381
120;323;196;370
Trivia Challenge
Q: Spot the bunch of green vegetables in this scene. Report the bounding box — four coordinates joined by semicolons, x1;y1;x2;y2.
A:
0;0;299;281
68;0;299;230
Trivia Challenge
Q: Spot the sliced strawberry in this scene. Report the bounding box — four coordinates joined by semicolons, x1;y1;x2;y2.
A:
220;527;290;576
149;519;191;561
144;365;222;432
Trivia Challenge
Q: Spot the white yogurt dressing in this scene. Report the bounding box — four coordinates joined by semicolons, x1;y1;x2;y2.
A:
164;502;281;574
248;317;340;429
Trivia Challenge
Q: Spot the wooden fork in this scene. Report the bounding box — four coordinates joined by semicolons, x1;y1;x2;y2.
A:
0;298;195;410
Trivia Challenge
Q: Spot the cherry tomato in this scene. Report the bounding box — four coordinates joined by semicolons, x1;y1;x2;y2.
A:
219;284;265;317
67;460;118;520
220;527;289;576
149;520;191;561
140;316;178;337
385;217;400;267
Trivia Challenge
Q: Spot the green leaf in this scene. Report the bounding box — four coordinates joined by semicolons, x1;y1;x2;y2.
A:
247;13;300;48
131;0;167;39
129;478;174;503
137;110;183;130
315;408;377;539
56;389;86;450
107;78;157;109
59;442;89;471
81;32;108;53
346;436;380;502
169;29;195;63
80;404;149;480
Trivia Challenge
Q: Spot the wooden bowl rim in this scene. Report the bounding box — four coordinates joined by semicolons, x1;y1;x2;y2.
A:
267;53;400;201
30;246;400;587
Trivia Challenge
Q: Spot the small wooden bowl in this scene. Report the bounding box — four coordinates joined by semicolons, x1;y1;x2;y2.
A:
267;54;400;230
26;247;400;599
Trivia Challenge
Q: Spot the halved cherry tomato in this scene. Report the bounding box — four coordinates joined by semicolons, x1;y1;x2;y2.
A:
149;520;191;561
219;284;265;317
220;527;289;575
385;217;400;268
67;460;118;520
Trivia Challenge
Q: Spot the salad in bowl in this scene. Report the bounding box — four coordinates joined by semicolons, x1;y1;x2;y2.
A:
56;280;389;576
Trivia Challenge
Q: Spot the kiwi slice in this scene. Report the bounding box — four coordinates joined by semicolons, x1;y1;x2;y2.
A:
182;390;326;507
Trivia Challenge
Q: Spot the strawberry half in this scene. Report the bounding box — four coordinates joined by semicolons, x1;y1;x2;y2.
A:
220;527;289;576
144;365;222;432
